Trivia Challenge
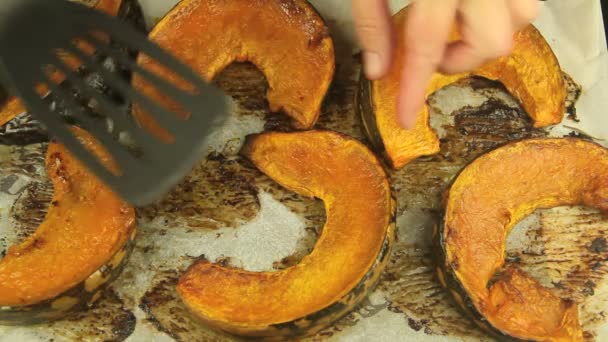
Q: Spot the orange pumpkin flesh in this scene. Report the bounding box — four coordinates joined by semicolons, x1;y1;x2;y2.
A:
0;127;135;308
361;6;566;169
177;130;395;337
0;0;124;128
440;138;608;341
132;0;335;137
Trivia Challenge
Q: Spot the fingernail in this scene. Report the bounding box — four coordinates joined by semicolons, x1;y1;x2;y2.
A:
363;51;384;79
400;114;416;129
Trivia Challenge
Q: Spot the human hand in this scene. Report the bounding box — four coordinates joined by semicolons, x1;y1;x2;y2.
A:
352;0;540;128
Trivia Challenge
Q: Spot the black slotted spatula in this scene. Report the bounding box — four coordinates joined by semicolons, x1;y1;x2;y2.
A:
0;0;229;206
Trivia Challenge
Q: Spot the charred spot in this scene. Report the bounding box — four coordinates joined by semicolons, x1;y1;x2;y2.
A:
50;159;68;181
193;254;208;263
592;261;603;271
318;330;335;337
215;256;232;267
381;271;400;282
563;298;577;309
308;27;331;48
32;238;45;249
222;198;244;207
110;311;137;341
10;182;53;245
466;76;506;91
140;275;180;312
408;318;429;332
565;130;594;141
453;98;536;138
96;264;112;278
205;151;226;162
137;151;260;229
139;271;229;341
49;152;61;162
13;237;47;257
583;331;595;340
486;272;502;290
273;254;302;270
264;113;294;132
505;255;521;264
590;237;607;254
582;280;596;297
446;226;457;241
567;108;580;122
563;72;582;123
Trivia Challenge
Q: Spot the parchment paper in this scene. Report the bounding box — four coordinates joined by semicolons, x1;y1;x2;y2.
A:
0;0;606;341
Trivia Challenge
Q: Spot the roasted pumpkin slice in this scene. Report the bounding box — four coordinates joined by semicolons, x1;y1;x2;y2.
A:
358;6;566;169
0;0;130;128
132;0;335;135
437;138;608;341
0;127;136;325
177;131;395;338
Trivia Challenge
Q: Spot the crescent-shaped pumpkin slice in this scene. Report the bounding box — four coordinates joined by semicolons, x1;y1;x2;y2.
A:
177;130;395;338
0;127;136;325
0;0;125;128
132;0;335;136
437;138;608;341
358;6;566;169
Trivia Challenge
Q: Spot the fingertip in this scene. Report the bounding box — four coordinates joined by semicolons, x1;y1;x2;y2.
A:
396;91;420;129
510;0;541;28
398;111;416;129
363;51;388;80
397;62;428;130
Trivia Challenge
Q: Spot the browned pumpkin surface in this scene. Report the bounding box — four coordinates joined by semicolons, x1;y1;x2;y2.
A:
371;6;565;169
0;127;135;307
177;130;392;332
444;138;608;341
132;0;334;136
0;0;123;128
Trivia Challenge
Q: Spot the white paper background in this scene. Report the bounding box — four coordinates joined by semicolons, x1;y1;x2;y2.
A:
0;1;606;341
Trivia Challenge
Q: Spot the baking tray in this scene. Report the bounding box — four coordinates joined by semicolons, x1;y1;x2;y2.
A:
0;0;607;341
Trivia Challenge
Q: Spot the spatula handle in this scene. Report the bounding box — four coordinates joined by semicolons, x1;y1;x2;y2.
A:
0;0;28;21
0;59;13;92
